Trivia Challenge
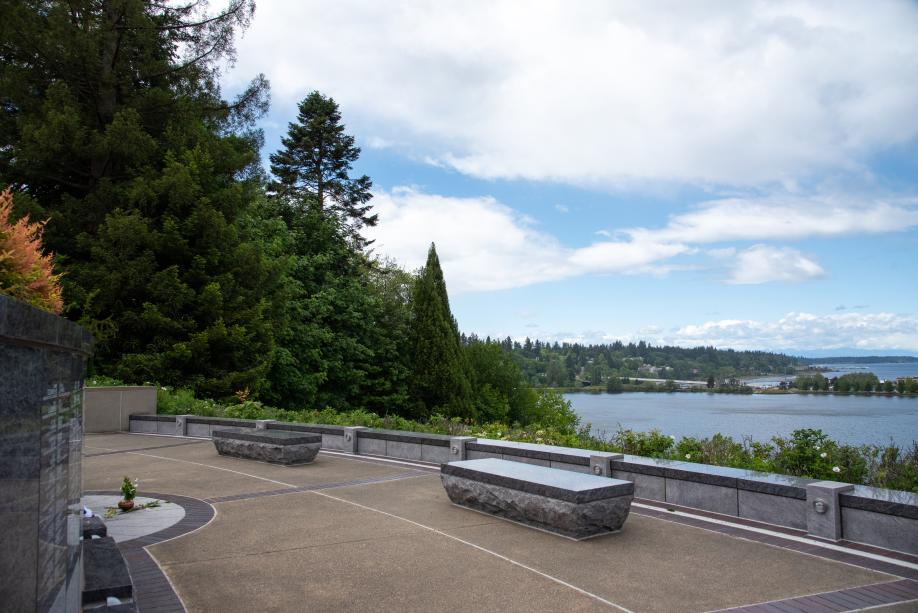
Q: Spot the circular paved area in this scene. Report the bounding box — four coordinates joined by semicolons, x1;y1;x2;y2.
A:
82;495;186;543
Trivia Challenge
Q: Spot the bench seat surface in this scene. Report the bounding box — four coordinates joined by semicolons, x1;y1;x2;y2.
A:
442;458;633;503
212;427;321;446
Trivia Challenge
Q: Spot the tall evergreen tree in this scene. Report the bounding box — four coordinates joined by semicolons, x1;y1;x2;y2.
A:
0;1;278;397
269;91;377;246
408;243;473;419
264;94;407;412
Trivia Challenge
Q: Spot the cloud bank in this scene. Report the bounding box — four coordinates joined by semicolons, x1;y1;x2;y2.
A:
368;188;918;291
230;0;918;187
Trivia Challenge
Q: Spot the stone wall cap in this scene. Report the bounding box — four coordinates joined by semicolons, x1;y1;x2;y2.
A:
267;422;346;435
468;439;592;465
840;485;918;519
358;428;451;446
0;294;93;355
442;458;633;503
129;414;174;422
186;416;255;428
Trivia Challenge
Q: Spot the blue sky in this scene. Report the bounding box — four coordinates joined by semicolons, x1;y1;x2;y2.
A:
222;1;918;355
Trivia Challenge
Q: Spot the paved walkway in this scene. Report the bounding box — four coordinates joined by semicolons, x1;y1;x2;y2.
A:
83;433;918;613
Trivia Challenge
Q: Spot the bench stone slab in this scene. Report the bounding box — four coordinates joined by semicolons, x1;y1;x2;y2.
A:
441;458;633;539
212;427;321;465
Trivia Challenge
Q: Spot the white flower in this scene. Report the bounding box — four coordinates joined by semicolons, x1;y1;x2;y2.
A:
820;452;827;458
685;454;691;460
832;466;841;473
814;446;821;451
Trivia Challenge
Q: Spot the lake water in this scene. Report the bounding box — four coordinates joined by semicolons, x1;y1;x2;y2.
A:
565;391;918;447
743;362;918;388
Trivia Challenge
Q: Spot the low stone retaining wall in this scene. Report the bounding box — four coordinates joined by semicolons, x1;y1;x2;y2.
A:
127;413;918;556
84;386;156;432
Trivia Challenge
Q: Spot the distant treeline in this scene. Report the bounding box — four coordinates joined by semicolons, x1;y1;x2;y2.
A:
459;336;798;387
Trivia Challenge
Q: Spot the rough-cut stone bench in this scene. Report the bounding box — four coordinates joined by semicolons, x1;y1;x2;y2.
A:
212;427;321;465
441;458;634;540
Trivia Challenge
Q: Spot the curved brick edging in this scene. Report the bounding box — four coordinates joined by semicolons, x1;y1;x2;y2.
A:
85;491;215;613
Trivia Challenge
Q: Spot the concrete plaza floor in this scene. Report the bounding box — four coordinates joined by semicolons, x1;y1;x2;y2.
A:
82;433;918;613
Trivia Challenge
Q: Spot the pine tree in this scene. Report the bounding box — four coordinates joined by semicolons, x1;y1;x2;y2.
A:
408;243;473;419
269;91;377;246
262;94;409;412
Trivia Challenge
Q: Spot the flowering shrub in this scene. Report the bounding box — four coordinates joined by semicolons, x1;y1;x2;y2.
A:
121;476;137;501
0;189;63;313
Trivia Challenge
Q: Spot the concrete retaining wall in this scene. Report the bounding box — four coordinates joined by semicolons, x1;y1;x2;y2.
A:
83;386;157;432
127;413;918;556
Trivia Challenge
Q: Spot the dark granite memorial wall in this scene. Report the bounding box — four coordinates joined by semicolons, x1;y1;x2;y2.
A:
0;295;92;612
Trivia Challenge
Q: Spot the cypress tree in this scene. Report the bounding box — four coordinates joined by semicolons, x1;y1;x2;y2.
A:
408;243;473;419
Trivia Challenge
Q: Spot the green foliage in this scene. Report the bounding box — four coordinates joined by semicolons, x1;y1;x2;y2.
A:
834;373;880;393
86;375;127;387
794;374;828;391
155;386;918;492
157;387;222;417
120;477;137;501
0;0;275;399
407;244;473;419
269;91;376;245
612;428;675;457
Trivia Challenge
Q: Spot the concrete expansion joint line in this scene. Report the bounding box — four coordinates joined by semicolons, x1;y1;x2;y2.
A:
114;447;634;612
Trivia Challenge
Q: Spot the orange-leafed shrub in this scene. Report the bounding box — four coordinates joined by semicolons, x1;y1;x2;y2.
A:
0;189;63;314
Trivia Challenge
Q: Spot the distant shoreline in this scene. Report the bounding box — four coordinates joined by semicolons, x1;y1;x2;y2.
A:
550;386;918;398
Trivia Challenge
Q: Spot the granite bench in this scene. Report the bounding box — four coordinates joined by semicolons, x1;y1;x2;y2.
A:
212;427;321;465
441;458;634;539
82;536;133;609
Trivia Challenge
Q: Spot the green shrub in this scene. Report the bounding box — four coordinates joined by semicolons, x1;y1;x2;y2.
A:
148;387;917;492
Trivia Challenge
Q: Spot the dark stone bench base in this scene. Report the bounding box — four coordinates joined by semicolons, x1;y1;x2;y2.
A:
82;537;133;606
212;428;321;465
441;459;633;540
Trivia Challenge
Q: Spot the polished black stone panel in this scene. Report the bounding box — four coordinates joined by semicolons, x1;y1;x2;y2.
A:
358;428;451;447
0;295;91;612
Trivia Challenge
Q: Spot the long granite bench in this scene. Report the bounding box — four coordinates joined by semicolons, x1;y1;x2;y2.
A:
212;427;321;465
441;458;634;539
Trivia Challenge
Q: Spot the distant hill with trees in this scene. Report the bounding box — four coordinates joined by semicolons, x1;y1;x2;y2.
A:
459;336;800;388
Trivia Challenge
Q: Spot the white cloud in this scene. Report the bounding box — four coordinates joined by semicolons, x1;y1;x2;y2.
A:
228;1;918;187
663;312;918;352
727;244;825;284
632;195;918;245
367;187;918;291
367;187;689;291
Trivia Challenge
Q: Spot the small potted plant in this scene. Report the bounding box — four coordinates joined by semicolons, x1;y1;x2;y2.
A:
118;476;137;511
